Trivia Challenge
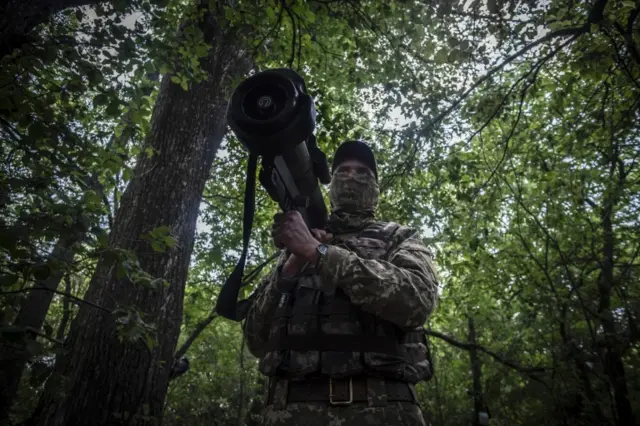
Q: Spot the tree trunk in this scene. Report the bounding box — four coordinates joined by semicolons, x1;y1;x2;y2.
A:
0;238;75;421
432;349;445;426
55;274;73;342
28;6;250;425
237;337;246;426
599;191;635;425
0;0;101;59
468;317;485;426
558;304;608;425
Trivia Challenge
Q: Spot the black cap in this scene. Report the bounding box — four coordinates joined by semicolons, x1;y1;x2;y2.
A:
331;140;378;181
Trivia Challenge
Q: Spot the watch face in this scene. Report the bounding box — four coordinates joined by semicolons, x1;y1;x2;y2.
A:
317;244;329;255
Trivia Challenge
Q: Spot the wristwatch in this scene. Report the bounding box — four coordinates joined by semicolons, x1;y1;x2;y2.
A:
315;244;329;271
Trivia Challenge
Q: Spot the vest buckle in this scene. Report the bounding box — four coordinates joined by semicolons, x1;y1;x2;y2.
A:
329;377;353;405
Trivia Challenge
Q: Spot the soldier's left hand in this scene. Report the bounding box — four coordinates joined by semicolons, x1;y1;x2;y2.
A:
272;211;320;262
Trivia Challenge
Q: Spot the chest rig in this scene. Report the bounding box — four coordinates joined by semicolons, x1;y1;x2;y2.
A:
258;221;433;384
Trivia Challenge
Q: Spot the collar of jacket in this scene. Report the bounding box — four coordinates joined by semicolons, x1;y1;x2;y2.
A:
327;210;376;235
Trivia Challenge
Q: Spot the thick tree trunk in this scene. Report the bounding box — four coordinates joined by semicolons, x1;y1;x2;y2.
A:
28;7;250;425
0;238;75;421
0;0;101;59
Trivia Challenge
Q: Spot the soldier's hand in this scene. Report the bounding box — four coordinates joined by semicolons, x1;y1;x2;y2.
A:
279;228;332;278
272;211;321;262
311;228;333;244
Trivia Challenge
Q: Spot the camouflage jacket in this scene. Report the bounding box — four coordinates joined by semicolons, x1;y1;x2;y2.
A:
242;220;439;383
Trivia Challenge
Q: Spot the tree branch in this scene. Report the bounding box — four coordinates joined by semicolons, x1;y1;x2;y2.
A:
23;326;64;345
55;273;73;341
282;1;297;69
474;34;578;197
0;0;102;60
426;329;549;380
0;286;110;313
423;25;588;136
613;20;640;65
173;312;217;361
251;2;284;60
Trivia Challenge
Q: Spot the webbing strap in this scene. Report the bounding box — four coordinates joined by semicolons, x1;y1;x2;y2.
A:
215;153;258;321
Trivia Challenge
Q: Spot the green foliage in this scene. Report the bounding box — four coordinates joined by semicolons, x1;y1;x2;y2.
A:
1;0;640;425
113;306;158;350
144;225;177;253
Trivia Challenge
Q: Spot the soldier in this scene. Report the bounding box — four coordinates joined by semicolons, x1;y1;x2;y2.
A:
243;140;439;425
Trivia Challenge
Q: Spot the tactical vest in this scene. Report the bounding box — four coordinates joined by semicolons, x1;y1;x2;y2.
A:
258;221;433;384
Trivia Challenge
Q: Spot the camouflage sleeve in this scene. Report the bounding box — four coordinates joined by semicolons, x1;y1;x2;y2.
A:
242;253;292;358
318;233;438;329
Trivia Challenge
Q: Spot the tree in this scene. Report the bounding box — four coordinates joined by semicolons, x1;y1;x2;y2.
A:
415;1;640;424
2;0;639;425
25;1;253;424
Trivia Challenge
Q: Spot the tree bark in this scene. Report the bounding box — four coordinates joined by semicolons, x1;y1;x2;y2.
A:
28;5;251;425
0;0;101;59
0;238;75;421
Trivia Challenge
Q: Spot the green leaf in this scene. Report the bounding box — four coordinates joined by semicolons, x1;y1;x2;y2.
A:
87;68;104;86
163;236;176;249
434;49;449;65
171;76;181;85
145;225;176;252
106;100;121;117
97;231;109;248
548;21;570;31
94;93;109;106
28;122;47;139
144;334;158;350
306;10;316;24
122;167;133;181
149;278;167;290
0;274;19;287
266;6;276;20
150;225;171;237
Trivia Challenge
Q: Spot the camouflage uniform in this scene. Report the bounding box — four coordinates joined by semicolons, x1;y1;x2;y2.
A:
243;162;439;426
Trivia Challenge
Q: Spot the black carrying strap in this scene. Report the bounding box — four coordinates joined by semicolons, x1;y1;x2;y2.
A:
264;334;402;356
215;153;258;321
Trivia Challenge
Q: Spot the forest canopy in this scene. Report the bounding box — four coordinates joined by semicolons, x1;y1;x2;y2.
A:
0;0;639;425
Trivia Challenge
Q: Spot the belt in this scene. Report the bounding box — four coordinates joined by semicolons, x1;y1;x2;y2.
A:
267;376;416;406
